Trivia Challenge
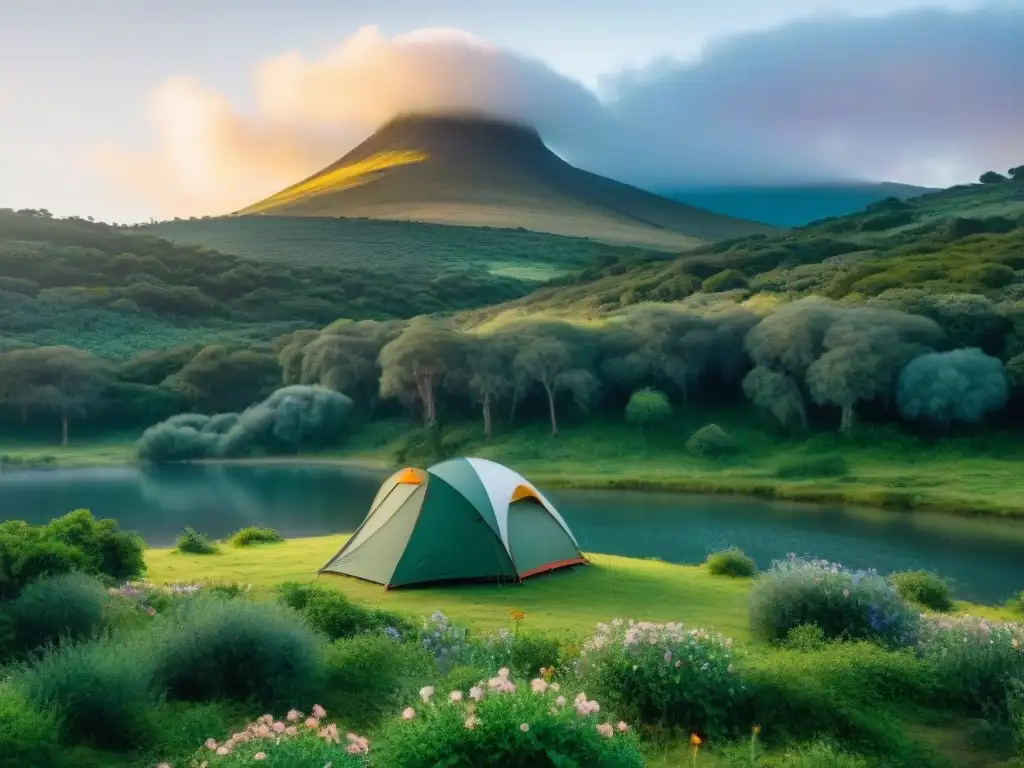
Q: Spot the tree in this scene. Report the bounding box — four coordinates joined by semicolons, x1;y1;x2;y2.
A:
513;338;572;436
0;347;110;445
1009;165;1024;180
979;171;1007;184
297;320;400;409
742;366;807;431
173;346;281;413
897;348;1009;428
465;335;515;440
378;321;464;427
625;388;672;427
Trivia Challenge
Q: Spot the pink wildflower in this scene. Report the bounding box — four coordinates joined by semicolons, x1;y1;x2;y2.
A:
312;704;327;719
204;738;218;750
285;726;298;736
596;723;614;739
260;714;274;725
1013;637;1020;649
449;690;464;702
498;667;510;679
305;717;319;729
402;707;416;720
530;678;549;693
843;589;850;598
257;724;270;737
419;686;435;702
286;709;301;722
253;753;266;761
520;723;530;732
555;695;566;707
216;747;230;756
272;721;286;733
617;721;629;732
663;650;672;663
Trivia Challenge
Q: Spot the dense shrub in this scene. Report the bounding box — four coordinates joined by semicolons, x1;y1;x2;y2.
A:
918;614;1024;716
784;624;827;651
152;597;325;707
322;634;434;725
278;581;413;640
230;526;283;547
176;526;218;554
177;705;368;766
889;570;953;612
372;668;644;768
624;387;672;426
0;685;65;768
748;556;919;647
0;509;145;599
897;348;1009;428
7;572;107;652
686;423;737;457
464;627;564;680
705;547;757;578
18;636;155;749
774;455;848;478
702;268;748;292
579;619;743;737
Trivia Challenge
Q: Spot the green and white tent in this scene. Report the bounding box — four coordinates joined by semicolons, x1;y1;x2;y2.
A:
319;457;585;588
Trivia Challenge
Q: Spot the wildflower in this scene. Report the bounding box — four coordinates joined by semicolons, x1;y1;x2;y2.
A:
216;747;230;756
469;685;484;701
509;609;527;622
285;726;298;736
305;717;319;729
843;588;850;598
272;721;286;733
596;722;614;739
419;686;435;702
531;678;549;693
690;734;702;747
257;724;270;737
254;753;266;761
312;704;327;719
146;607;156;617
449;690;464;702
465;715;478;730
555;695;566;707
498;667;510;679
402;707;416;720
520;723;530;732
204;738;218;750
286;709;301;722
617;721;629;732
753;725;761;734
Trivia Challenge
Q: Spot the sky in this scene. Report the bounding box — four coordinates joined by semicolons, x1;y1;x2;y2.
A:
1;0;1021;223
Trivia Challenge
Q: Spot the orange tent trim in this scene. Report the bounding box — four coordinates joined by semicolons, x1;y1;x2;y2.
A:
395;467;424;485
518;557;587;580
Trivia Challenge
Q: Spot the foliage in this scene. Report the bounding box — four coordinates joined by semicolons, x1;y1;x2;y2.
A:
773;740;872;767
579;619;744;736
417;610;470;674
702;268;748;292
0;685;66;768
917;614;1024;717
321;634;434;726
705;547;757;578
17;635;156;749
774;455;848;478
372;667;644;768
151;596;325;707
0;509;145;599
686;423;737;457
897;348;1009;427
6;571;107;653
889;570;953;612
177;705;368;766
748;555;920;647
230;526;283;547
138;384;354;461
783;624;828;651
463;626;564;681
277;581;414;641
624;387;671;426
176;526;219;555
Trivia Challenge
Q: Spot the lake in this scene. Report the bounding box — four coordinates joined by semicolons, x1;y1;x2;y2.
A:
2;463;1022;604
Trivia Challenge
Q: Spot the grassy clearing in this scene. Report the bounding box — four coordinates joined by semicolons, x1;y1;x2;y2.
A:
0;431;137;467
147;537;752;641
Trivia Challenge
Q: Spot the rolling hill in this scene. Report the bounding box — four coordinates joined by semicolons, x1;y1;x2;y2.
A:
233;112;776;250
461;175;1024;322
663;182;936;227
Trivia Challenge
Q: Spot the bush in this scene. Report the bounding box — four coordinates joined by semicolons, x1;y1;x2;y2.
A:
18;636;155;749
178;705;368;766
0;685;65;768
176;526;218;554
0;509;145;599
686;423;737;457
579;619;743;737
322;634;434;725
152;597;325;707
784;624;828;651
705;547;757;578
889;570;953;612
748;556;919;648
774;455;848;478
230;526;282;547
372;668;644;768
624;387;672;426
1008;591;1024;615
702;268;748;292
918;614;1024;716
464;627;564;680
7;572;107;653
278;581;413;640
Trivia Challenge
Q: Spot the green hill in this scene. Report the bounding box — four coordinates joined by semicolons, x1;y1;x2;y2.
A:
233;113;777;250
466;176;1024;321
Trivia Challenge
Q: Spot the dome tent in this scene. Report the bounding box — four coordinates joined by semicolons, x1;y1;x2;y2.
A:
319;457;585;588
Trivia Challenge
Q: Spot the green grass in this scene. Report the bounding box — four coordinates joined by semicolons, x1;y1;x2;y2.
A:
0;431;138;466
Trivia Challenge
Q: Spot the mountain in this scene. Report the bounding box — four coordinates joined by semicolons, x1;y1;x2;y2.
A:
661;182;937;227
461;175;1024;321
236;113;776;250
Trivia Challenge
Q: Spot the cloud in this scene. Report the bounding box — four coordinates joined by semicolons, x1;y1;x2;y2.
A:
92;8;1024;217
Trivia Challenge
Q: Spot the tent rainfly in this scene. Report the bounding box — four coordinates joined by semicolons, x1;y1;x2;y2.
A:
319;457;585;588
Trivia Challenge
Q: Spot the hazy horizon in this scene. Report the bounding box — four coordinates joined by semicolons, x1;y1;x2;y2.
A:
1;0;1021;223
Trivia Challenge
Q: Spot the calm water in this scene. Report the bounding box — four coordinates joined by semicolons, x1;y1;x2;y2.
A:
1;463;1022;603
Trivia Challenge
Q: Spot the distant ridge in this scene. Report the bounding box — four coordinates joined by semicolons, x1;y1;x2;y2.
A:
237;113;777;250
